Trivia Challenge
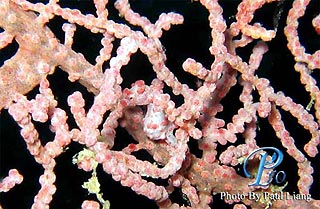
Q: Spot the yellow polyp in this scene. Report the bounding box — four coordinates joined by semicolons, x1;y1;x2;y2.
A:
257;182;287;209
72;148;98;169
73;148;110;209
82;173;110;209
237;156;246;164
306;94;315;111
83;174;100;194
270;182;287;192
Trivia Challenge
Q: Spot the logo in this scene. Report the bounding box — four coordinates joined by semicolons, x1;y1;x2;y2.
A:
243;147;286;186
